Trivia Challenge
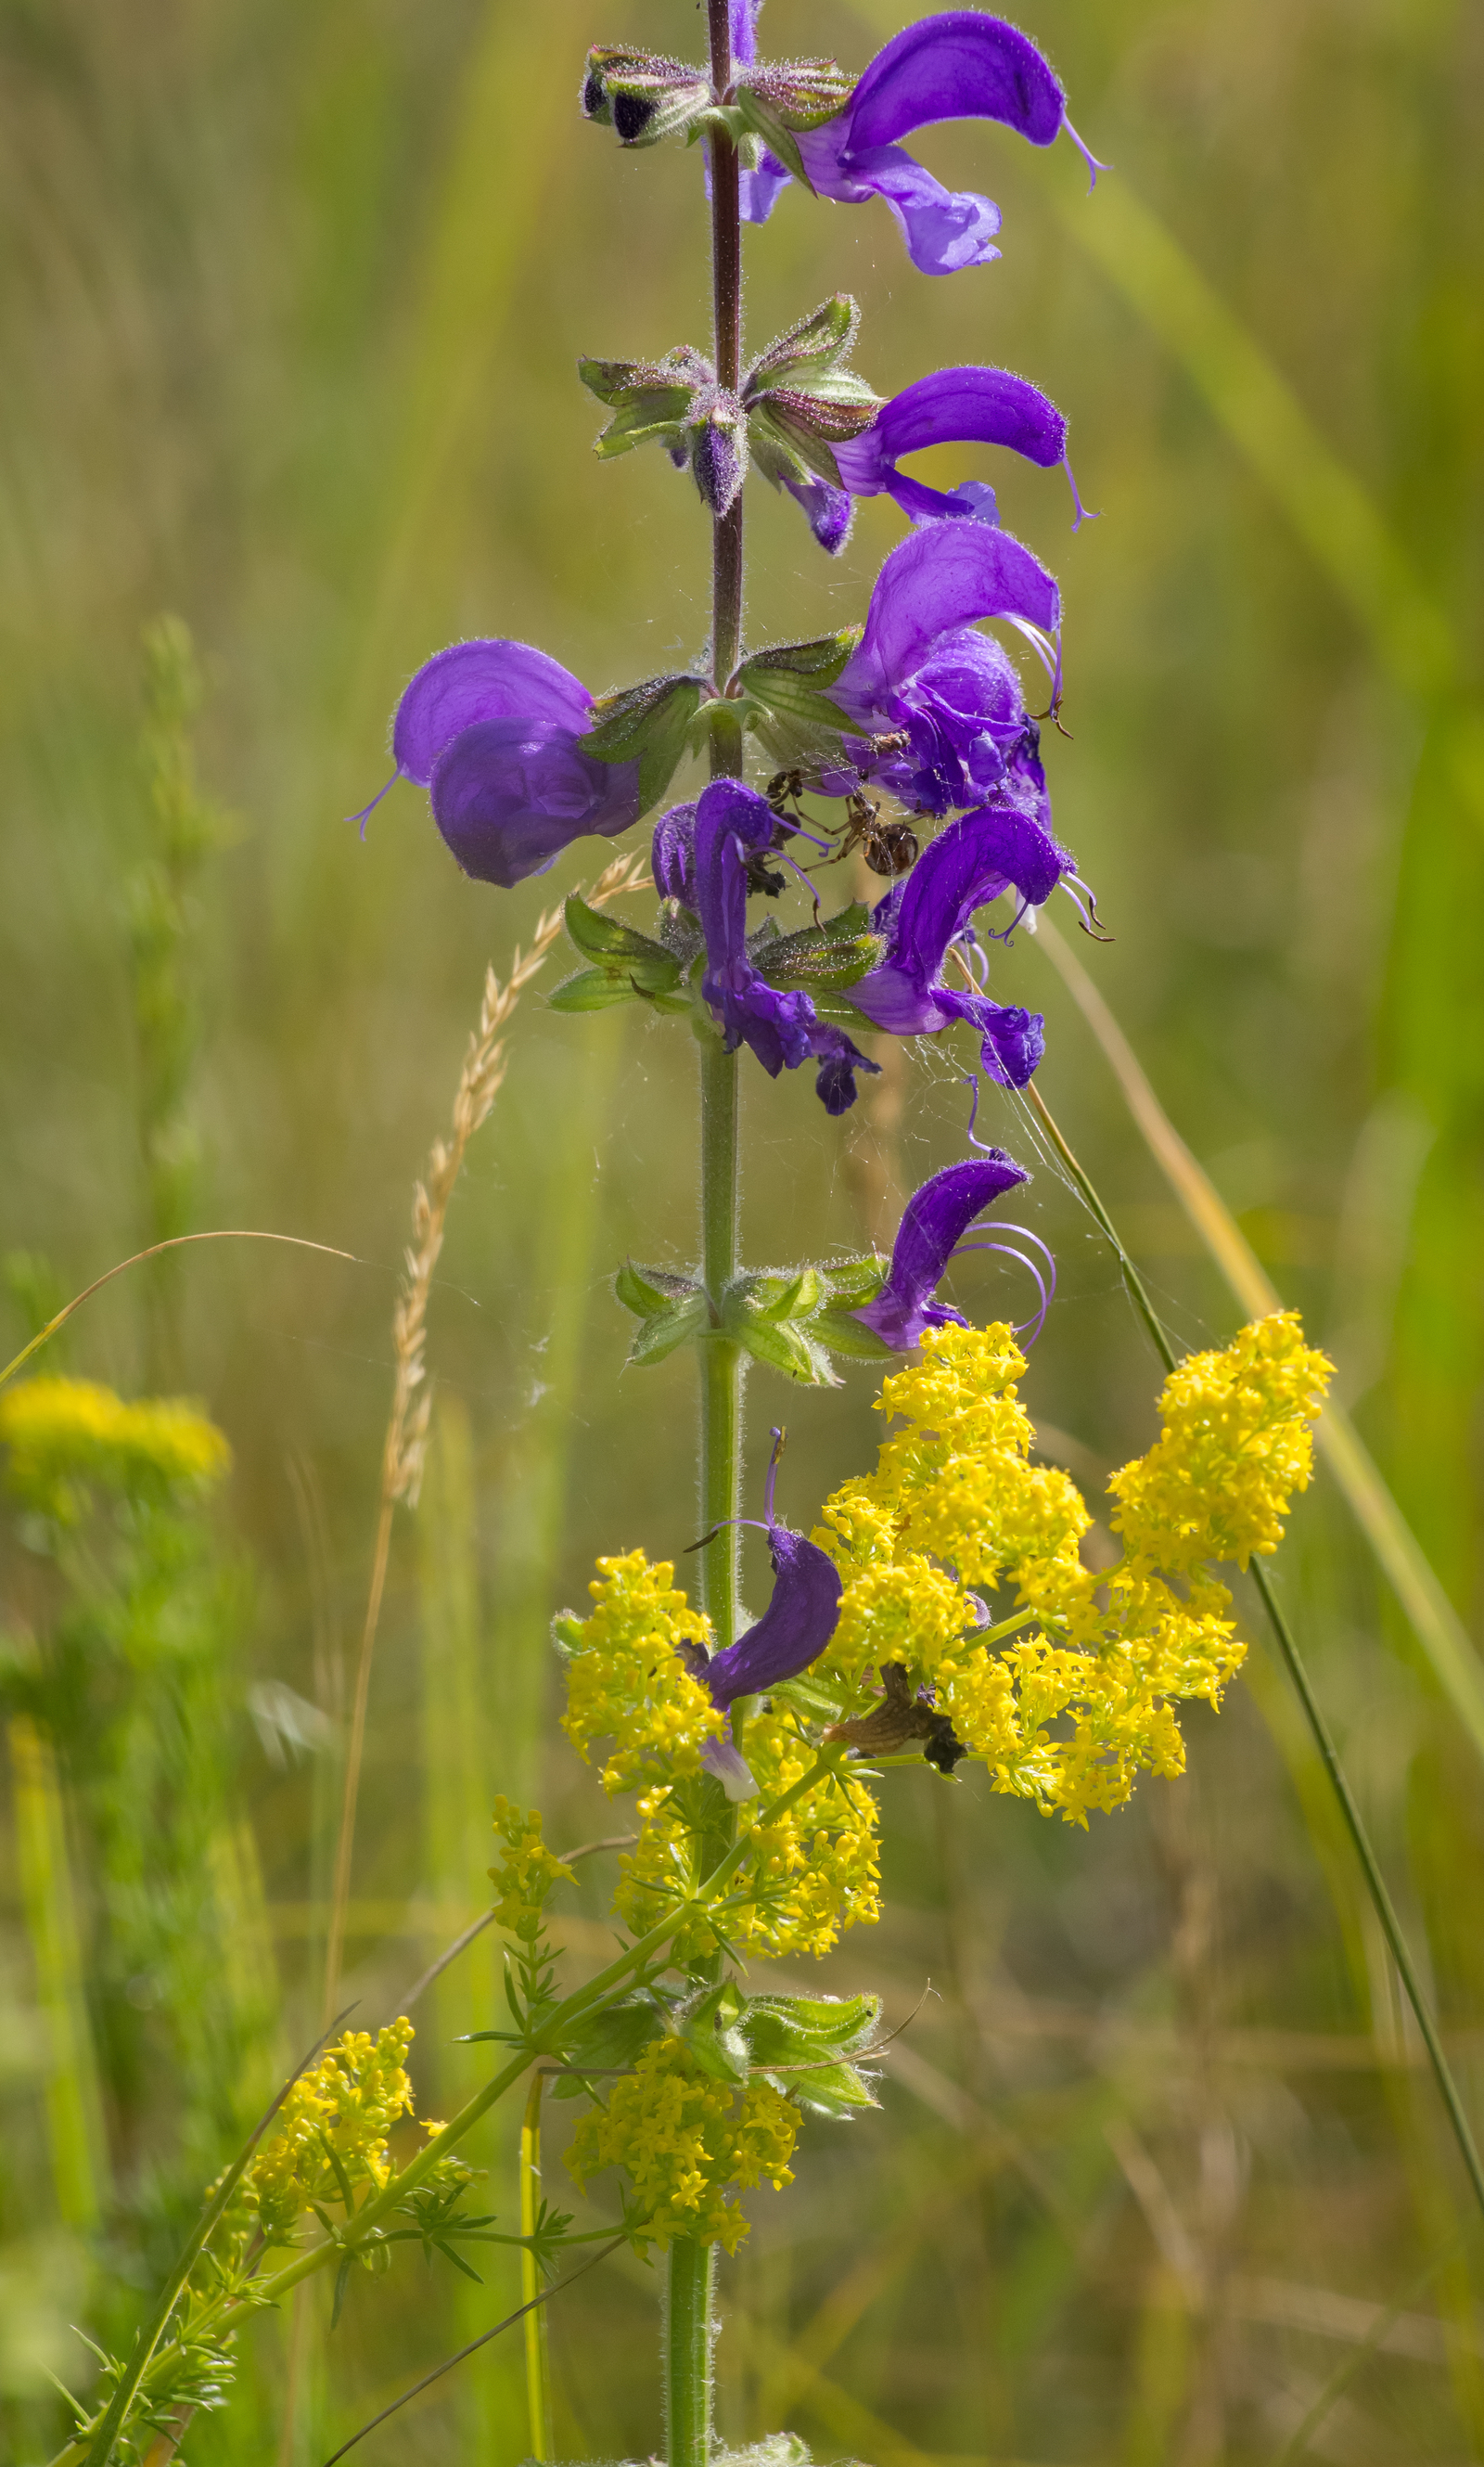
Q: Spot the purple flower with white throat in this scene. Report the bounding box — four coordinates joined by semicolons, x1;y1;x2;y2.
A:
831;520;1061;820
832;365;1092;538
740;10;1105;276
695;777;878;1113
357;639;641;890
850;801;1073;1086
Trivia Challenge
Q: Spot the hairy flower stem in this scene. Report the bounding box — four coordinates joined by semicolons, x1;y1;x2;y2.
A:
673;11;748;2458
1026;1080;1484;2228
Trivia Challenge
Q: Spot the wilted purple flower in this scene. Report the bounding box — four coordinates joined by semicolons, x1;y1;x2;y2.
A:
651;800;698;908
361;639;641;890
739;11;1101;276
851;802;1073;1086
703;1523;843;1710
695;777;878;1112
851;1154;1028;1349
831;520;1061;820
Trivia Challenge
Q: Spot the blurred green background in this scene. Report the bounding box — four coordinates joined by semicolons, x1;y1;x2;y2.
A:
2;0;1482;2460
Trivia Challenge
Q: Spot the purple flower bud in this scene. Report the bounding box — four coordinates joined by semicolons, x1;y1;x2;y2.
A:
851;1155;1029;1349
690;406;748;517
365;639;643;889
651;801;698;908
702;1525;843;1710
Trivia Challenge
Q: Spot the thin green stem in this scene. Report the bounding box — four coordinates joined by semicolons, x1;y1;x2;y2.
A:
520;2071;554;2460
699;1040;743;1653
665;2235;717;2467
1028;1076;1484;2229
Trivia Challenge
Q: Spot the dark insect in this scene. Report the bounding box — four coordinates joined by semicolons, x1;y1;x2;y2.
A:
813;793;918;880
823;1661;968;1775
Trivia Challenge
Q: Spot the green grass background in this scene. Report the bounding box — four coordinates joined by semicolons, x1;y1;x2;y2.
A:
1;0;1482;2459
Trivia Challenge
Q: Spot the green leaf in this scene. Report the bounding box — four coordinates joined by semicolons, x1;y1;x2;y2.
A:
580;675;706;810
752;920;886;993
627;1291;711;1366
548;1994;668;2097
547;968;645;1015
562;892;672;971
746;1990;882;2059
812;1310;894;1362
746;294;860;391
615;1259;701;1317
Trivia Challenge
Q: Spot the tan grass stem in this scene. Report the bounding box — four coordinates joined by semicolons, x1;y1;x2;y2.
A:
320;853;650;2024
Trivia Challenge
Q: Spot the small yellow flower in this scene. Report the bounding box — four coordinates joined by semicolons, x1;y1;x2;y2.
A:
567;2037;798;2254
488;1797;575;1944
240;2020;418;2243
556;1549;723;1792
0;1375;230;1521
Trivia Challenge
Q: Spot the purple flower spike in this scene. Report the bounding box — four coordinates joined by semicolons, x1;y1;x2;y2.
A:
695;777;878;1111
703;1524;843;1710
850;803;1072;1087
834;367;1070;530
852;1155;1030;1350
747;13;1073;276
828;522;1060;820
366;638;643;889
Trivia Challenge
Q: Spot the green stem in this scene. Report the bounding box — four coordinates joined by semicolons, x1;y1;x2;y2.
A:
520;2071;553;2460
665;2236;717;2467
1028;1078;1484;2228
699;1038;743;1653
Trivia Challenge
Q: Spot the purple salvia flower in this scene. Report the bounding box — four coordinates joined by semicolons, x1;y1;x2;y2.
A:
695;777;878;1111
851;1154;1030;1350
831;520;1060;818
830;366;1091;542
702;1523;843;1710
362;639;642;889
740;12;1101;275
851;802;1074;1086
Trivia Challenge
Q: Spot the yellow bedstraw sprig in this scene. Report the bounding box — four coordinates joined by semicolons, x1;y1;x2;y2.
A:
811;1311;1332;1824
489;1795;576;1942
567;2037;798;2254
237;2020;439;2245
557;1548;724;1790
0;1373;230;1521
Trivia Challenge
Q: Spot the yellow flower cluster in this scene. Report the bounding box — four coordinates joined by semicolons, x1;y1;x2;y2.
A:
556;1549;723;1790
810;1313;1330;1826
566;2036;798;2253
240;2020;427;2243
488;1796;575;1944
617;1701;880;1964
0;1375;231;1522
1109;1313;1332;1571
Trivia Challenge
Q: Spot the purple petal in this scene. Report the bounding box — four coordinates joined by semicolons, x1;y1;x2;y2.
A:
703;1527;843;1709
853;1154;1029;1348
781;472;854;554
815;1037;877;1114
838;368;1067;497
839;522;1061;708
429;719;641;889
729;0;761;68
851;803;1070;1029
701;1732;760;1801
652;801;698;907
739;148;795;222
392;640;592;786
839;12;1066;155
695;777;776;986
799;128;1002;276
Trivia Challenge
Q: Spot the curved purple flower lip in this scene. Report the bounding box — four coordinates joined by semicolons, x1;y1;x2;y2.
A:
352;638;642;889
832;366;1095;542
851;1142;1055;1351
